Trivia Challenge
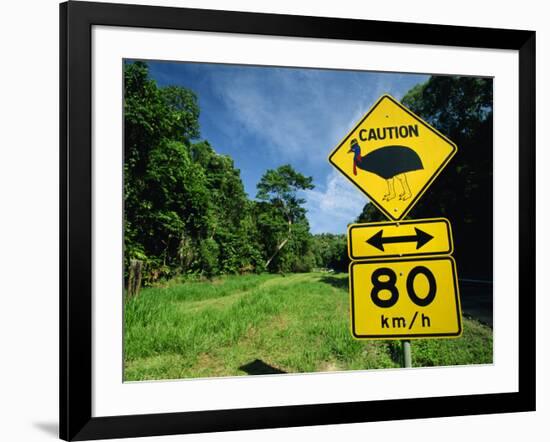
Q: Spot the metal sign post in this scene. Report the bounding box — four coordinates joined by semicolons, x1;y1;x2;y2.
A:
402;340;412;368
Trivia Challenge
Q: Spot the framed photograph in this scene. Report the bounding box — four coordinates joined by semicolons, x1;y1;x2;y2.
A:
60;1;536;440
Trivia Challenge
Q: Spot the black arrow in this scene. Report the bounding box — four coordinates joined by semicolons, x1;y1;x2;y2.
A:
366;227;434;251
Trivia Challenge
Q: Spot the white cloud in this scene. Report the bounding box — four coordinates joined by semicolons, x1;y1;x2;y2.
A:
211;68;387;167
202;66;428;233
303;170;368;234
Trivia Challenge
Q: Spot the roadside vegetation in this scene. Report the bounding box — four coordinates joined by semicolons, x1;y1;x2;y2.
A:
125;272;493;381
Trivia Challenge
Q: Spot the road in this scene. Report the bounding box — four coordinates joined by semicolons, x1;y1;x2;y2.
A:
458;279;493;327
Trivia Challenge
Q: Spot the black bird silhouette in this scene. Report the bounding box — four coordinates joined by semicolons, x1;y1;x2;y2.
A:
348;139;423;201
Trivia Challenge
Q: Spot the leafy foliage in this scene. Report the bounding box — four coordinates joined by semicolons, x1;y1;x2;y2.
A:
356;76;493;278
125;61;494;286
355;202;387;224
256;165;314;272
124;62;327;284
310;234;349;272
401;76;493;279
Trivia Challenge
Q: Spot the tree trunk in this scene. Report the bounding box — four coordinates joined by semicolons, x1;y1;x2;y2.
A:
127;259;143;298
264;218;292;269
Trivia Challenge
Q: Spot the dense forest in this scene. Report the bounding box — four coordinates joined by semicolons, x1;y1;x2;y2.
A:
124;61;347;284
357;77;493;278
124;61;492;286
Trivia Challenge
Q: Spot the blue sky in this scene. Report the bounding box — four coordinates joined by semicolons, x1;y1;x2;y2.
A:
144;60;428;234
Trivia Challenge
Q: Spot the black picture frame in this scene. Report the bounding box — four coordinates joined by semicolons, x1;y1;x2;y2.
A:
60;1;536;440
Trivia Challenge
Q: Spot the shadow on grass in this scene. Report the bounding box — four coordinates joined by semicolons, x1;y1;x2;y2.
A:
319;274;348;292
239;359;286;375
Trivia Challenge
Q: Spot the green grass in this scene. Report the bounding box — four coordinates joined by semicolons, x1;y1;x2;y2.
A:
124;272;493;381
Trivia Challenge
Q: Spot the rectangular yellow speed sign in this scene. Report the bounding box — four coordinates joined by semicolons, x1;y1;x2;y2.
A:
349;257;462;339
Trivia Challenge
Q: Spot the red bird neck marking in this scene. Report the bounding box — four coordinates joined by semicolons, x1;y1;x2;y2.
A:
353;154;362;176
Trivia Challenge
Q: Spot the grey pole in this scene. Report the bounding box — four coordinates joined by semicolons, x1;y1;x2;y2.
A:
402;340;412;367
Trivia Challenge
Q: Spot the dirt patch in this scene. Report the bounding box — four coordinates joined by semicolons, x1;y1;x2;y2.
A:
259;272;315;289
186;352;232;378
268;314;289;330
319;361;341;372
175;290;247;313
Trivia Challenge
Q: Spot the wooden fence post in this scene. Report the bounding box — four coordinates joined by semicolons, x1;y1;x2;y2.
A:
127;259;143;298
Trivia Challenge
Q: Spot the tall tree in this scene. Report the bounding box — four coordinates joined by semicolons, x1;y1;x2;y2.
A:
124;61;206;281
124;61;323;283
355;202;387;224
256;165;314;270
124;61;269;281
402;76;493;278
355;76;493;278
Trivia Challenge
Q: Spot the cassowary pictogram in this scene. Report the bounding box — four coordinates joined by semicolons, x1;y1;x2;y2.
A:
348;138;424;201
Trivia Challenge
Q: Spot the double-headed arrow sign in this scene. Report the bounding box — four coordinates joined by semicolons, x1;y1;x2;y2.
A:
366;227;434;251
347;218;453;260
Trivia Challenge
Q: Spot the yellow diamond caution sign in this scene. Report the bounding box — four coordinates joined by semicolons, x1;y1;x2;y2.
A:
349;257;462;339
328;94;457;220
348;218;453;260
